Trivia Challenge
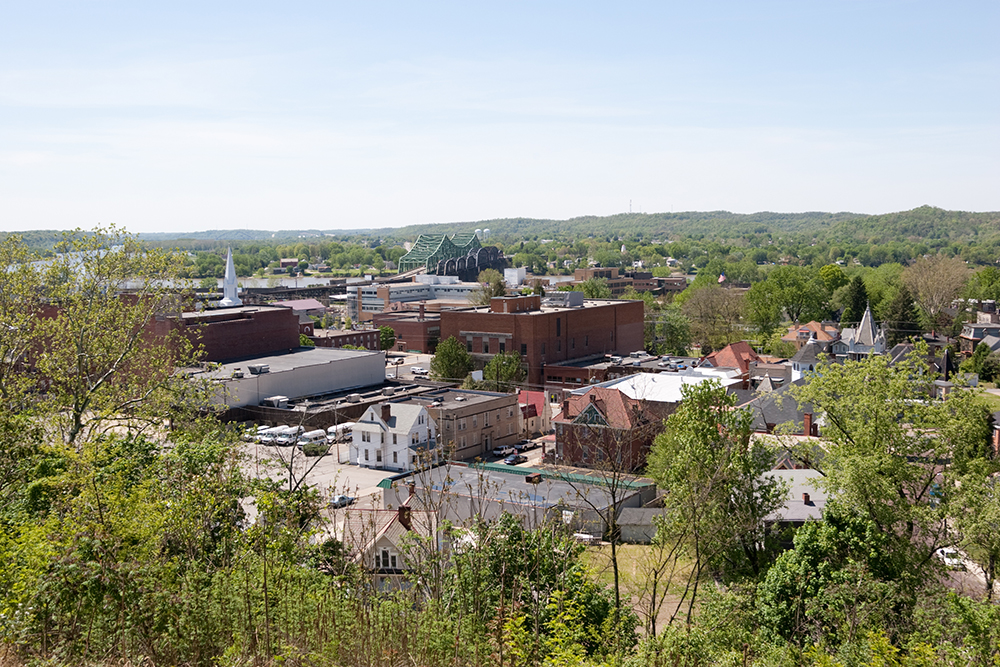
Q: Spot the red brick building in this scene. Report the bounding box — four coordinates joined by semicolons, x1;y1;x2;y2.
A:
438;294;645;388
174;306;301;362
553;387;658;471
310;328;380;351
373;308;441;354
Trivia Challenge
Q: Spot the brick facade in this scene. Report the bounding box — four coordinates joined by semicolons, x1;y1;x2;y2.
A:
439;296;644;388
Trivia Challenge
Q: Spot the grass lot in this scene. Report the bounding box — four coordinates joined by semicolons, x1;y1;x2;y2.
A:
976;391;1000;411
581;543;696;634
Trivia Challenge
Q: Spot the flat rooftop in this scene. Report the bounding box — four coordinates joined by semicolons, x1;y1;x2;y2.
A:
452;298;631;315
407;464;642;512
200;346;383;380
179;304;287;320
574;371;741;403
395;388;514;410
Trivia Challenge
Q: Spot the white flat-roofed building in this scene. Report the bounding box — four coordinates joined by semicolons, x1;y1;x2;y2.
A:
198;347;386;408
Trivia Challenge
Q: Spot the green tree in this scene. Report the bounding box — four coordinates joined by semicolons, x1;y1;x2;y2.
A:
819;263;849;293
882;285;922;346
35;228;204;445
756;501;911;646
299;333;315;347
647;381;786;623
468;268;508;306
840;275;869;326
472;351;525;392
576;277;612;299
655;303;692;356
788;346;992;573
379;325;396;351
430;336;473;382
953;460;1000;601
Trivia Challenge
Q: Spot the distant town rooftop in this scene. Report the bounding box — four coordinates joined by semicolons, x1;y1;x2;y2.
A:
395;388;512;410
574;371;741;403
199;346;382;380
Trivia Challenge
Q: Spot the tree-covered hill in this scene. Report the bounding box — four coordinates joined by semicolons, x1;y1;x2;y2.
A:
826;205;1000;244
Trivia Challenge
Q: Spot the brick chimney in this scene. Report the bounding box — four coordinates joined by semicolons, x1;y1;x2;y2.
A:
397;505;412;531
381;403;392;423
802;492;812;505
419;302;425;321
803;412;813;436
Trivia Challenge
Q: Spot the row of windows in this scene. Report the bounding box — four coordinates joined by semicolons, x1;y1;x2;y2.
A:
364;449;417;465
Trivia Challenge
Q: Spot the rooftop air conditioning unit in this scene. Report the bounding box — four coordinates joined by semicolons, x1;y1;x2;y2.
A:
232;369;244;378
247;364;264;375
346;393;362;403
383;387;396;396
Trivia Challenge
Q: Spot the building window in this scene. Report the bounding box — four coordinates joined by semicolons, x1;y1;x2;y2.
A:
499;341;505;353
393;451;398;464
364;449;369;461
459;418;467;431
418;414;424;425
541;343;546;355
507;407;514;418
571;338;575;349
473;433;479;445
376;450;382;462
557;339;561;352
393;434;397;445
484;412;489;427
556;318;561;336
521;343;527;355
483;340;489;354
460;435;466;447
507;424;513;435
585;335;589;346
467;338;473;352
472;415;478;427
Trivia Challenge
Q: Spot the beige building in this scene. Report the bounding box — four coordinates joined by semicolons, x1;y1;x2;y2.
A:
392;389;520;460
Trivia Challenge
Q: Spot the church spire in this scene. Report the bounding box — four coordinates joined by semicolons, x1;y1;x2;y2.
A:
218;247;242;307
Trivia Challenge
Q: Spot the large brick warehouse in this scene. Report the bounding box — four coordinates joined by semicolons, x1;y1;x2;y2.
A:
438;293;645;387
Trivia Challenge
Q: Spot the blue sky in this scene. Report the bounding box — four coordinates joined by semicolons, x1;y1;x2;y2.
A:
1;1;997;233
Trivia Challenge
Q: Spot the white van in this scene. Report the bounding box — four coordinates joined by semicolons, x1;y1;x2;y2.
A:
275;425;304;446
326;421;356;444
256;425;286;444
297;429;327;448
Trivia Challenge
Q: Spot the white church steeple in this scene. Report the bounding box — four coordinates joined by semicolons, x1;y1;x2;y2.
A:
218;247;242;308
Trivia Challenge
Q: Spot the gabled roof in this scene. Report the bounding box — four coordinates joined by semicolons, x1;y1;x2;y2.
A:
704;341;760;374
562;387;645;430
358;403;428;433
739;377;813;433
781;321;839;343
337;505;436;565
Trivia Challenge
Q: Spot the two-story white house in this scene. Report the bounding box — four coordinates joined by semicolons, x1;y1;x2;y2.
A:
350;402;437;471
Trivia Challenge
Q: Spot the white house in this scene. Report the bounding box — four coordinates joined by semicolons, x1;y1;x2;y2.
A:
350;402;437;471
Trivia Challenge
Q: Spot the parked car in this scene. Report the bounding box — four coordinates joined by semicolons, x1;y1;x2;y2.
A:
503;454;527;465
492;445;516;457
514;439;533;452
328;495;356;509
936;548;966;570
410;367;429;375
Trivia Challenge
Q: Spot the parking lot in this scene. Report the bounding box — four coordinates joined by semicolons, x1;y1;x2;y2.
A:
242;440;396;508
242;429;552;505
